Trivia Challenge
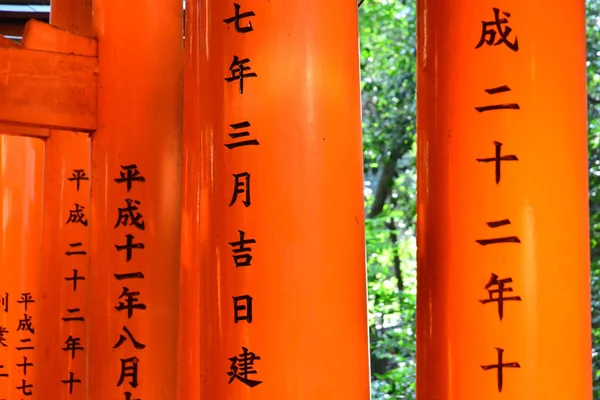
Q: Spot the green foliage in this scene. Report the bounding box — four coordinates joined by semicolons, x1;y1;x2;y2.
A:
360;0;600;398
359;0;417;398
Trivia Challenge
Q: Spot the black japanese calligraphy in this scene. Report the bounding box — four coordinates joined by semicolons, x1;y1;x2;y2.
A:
65;242;87;256
62;308;84;322
14;288;35;396
475;8;519;52
17;315;34;334
233;295;253;324
225;121;259;149
16;338;34;351
230;172;251;207
115;164;146;192
117;357;139;388
17;293;34;312
62;371;81;394
228;230;256;268
0;364;7;377
227;347;262;388
65;269;85;292
481;347;520;392
475;219;521;246
16;356;33;375
223;3;255;33
62;336;84;359
115;234;145;262
124;392;140;400
115;287;147;318
112;162;147;395
475;85;520;113
68;169;89;192
114;326;146;350
66;203;88;226
225;56;258;95
476;141;518;184
59;266;84;400
0;292;7;313
16;378;33;395
114;272;145;280
0;327;7;347
479;273;521;320
115;199;146;230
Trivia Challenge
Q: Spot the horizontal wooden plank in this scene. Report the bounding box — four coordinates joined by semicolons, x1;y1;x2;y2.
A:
0;46;97;131
22;19;97;57
0;121;50;138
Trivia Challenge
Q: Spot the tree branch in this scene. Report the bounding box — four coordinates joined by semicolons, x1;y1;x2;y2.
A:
386;218;404;292
367;149;402;218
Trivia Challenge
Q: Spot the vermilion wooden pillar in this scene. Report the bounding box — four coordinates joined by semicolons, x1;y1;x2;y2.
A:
0;135;44;399
89;0;183;398
198;1;371;398
416;1;591;399
179;0;201;398
49;0;93;37
36;1;93;398
38;131;90;399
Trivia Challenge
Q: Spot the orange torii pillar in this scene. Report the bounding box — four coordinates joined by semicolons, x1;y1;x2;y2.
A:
0;135;44;399
179;0;201;399
198;1;371;398
88;0;182;399
36;2;94;399
416;1;591;399
49;0;93;37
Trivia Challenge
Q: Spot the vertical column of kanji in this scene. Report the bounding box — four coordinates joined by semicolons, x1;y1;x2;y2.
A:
0;135;44;399
89;0;183;399
199;1;370;398
38;131;90;399
417;1;591;399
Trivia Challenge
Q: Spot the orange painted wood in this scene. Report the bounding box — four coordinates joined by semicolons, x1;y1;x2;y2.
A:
22;20;97;57
35;1;94;397
416;1;591;399
0;134;45;399
50;0;93;38
89;0;184;398
178;0;201;398
0;47;97;131
198;0;371;398
0;35;18;47
0;121;50;138
38;131;90;400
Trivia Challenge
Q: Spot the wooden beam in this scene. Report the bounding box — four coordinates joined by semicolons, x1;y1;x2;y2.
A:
0;46;97;131
0;121;50;138
22;19;97;56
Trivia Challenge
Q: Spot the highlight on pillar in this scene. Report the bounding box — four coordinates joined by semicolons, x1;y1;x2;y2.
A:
0;0;596;399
